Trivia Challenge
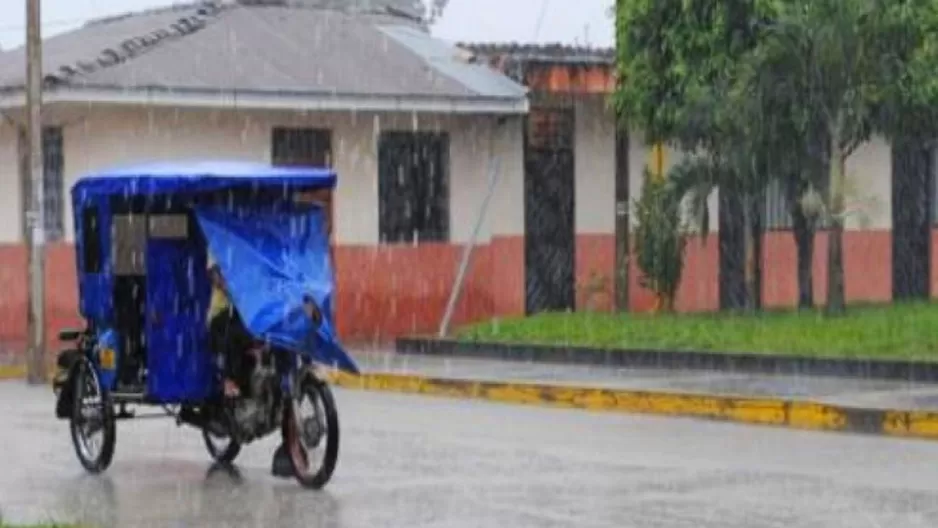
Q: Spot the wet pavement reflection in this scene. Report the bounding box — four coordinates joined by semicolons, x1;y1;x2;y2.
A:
4;380;938;527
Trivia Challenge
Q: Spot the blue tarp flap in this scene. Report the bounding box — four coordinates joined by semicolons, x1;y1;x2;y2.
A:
194;205;359;375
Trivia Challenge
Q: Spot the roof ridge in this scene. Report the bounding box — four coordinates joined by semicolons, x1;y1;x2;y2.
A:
84;1;219;28
455;42;615;67
458;42;615;55
47;2;229;86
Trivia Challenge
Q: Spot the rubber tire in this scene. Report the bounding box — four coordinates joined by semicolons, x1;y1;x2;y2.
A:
287;377;340;490
69;359;116;474
202;428;242;464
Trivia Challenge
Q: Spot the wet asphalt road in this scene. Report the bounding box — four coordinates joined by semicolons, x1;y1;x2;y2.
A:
4;380;938;527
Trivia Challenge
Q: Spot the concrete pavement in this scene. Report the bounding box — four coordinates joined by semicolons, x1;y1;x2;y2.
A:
4;380;938;527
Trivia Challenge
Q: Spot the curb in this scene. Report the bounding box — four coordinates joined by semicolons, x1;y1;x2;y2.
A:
8;361;933;443
326;370;938;442
396;337;938;383
0;365;25;380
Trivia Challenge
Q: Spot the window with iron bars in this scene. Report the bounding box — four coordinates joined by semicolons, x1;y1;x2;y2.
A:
378;131;450;244
271;127;332;167
20;126;65;242
43;127;65;242
763;175;830;231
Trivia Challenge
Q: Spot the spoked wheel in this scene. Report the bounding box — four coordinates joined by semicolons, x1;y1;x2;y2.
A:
69;358;116;473
284;374;339;489
202;426;242;464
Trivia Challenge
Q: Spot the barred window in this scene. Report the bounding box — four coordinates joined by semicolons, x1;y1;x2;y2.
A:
378;131;450;244
42;127;65;242
763;178;792;230
272;128;332;167
764;175;829;231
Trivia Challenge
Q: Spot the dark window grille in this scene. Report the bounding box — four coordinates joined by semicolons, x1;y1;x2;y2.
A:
378;131;450;244
42;127;65;241
764;174;830;231
763;178;792;230
272;128;332;167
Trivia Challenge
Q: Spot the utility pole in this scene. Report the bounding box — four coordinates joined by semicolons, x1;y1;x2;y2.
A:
25;0;46;384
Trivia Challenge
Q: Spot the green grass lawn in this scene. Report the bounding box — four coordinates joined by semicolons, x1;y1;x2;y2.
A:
455;302;938;361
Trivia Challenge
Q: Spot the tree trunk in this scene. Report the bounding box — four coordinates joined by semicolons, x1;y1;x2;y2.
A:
744;190;764;312
787;173;816;310
826;136;847;316
719;186;747;312
791;204;815;310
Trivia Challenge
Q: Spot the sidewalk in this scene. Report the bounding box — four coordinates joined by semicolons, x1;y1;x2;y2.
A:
350;350;938;412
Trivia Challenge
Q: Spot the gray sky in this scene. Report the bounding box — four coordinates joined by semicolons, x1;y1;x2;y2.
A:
0;0;614;50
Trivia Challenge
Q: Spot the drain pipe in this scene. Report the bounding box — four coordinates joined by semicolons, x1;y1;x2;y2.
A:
438;118;506;337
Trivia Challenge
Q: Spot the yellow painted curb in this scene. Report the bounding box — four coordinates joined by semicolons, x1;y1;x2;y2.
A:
325;371;938;441
0;364;26;380
7;363;935;442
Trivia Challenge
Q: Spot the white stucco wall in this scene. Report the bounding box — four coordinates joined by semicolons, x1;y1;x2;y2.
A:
574;95;616;234
571;95;711;237
0;120;20;243
844;135;891;230
0;100;894;246
624;130;893;233
0;105;525;245
626;125;720;233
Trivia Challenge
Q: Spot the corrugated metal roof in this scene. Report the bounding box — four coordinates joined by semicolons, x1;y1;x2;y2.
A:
0;1;526;107
378;25;527;99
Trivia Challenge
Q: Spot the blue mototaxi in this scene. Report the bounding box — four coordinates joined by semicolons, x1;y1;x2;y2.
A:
52;161;359;489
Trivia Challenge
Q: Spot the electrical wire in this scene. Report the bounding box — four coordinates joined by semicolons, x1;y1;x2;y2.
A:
532;0;551;41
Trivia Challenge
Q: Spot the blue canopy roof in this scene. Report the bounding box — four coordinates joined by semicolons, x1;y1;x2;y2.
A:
71;161;337;202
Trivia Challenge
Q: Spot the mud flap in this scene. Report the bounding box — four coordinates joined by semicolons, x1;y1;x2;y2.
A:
54;350;83;419
271;442;292;478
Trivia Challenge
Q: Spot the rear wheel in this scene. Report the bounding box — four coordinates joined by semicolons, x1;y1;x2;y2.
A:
284;374;339;489
69;358;116;473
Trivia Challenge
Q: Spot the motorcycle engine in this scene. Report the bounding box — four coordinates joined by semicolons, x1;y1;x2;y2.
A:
230;365;278;443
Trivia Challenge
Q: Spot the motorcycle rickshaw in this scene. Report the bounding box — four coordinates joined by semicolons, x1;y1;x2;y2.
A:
51;161;359;489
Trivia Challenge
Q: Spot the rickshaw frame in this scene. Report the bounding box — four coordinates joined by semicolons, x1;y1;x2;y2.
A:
52;161;358;488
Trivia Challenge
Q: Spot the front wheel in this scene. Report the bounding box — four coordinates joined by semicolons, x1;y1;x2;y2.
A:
69;358;116;473
284;374;339;489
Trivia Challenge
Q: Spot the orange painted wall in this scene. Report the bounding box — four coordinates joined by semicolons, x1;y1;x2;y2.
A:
762;230;892;307
575;230;896;314
0;236;527;355
0;229;910;359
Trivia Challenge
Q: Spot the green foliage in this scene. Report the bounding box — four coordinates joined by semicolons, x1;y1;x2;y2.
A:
615;0;938;314
458;302;938;361
632;168;686;310
739;0;938;313
747;0;921;156
614;0;775;148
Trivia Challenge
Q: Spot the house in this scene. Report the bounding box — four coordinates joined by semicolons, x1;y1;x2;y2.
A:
0;0;531;349
468;43;932;317
0;0;926;355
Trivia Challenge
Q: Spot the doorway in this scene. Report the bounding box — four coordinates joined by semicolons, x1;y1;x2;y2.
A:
524;105;576;314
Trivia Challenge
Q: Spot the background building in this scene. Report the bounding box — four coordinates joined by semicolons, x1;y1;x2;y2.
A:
0;0;920;355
